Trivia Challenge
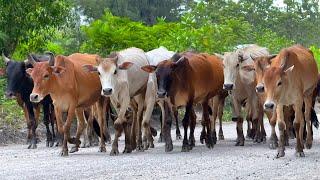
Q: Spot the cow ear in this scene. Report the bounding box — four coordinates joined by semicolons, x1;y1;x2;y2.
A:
119;62;134;70
26;68;33;75
141;65;157;73
284;65;294;74
241;65;255;72
82;64;98;73
96;56;102;64
52;66;66;76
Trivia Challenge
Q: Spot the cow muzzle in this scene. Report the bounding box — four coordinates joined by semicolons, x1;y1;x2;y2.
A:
157;90;167;99
256;84;265;93
102;88;113;96
5;91;16;99
264;102;275;111
30;93;42;103
223;84;234;91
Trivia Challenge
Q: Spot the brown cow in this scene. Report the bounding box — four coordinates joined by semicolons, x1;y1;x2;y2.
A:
262;45;318;158
142;52;224;151
26;53;108;156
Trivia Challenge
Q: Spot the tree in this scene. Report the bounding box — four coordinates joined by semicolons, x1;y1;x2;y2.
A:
0;0;73;55
73;0;182;24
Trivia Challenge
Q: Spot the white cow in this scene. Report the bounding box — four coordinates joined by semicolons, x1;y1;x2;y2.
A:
217;44;270;146
83;47;149;155
145;47;181;144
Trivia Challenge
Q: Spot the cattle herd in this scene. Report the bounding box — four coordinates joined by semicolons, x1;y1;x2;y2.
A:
1;44;320;158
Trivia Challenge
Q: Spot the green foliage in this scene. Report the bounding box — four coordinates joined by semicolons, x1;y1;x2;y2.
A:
310;46;320;70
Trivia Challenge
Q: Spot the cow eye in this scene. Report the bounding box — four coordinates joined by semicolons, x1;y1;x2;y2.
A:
277;81;282;86
44;75;49;80
236;64;239;68
114;70;117;75
97;71;101;76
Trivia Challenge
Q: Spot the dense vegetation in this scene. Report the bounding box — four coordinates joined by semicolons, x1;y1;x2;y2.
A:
1;0;320;124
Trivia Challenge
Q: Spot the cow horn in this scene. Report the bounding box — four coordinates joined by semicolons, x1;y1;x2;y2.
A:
45;51;55;66
2;53;10;64
268;54;277;60
27;54;37;66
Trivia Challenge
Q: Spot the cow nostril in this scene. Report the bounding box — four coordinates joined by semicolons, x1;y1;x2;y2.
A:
157;91;167;97
264;103;274;109
34;94;38;99
103;88;112;95
256;86;265;93
223;84;234;90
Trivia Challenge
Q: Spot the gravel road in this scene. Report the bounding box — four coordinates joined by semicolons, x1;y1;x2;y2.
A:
1;120;320;180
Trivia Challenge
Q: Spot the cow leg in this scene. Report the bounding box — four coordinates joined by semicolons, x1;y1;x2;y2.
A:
135;95;145;152
294;102;304;157
69;108;86;153
173;107;181;140
200;119;207;144
163;101;173;152
158;101;165;143
267;112;278;149
232;99;244;146
111;97;129;156
25;103;37;149
218;97;225;140
142;95;155;150
123;114;133;153
276;105;286;158
23;105;32;143
59;105;75;156
189;108;196;148
42;102;53;147
260;117;267;143
96;98;107;152
304;95;313;149
182;102;192;152
203;101;214;149
104;99;112;144
49;105;56;147
210;98;218;145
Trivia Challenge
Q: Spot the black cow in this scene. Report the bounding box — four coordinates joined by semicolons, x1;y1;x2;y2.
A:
1;54;56;148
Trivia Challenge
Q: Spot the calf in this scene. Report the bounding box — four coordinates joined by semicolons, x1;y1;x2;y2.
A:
262;45;318;157
1;54;56;148
27;53;108;156
142;52;224;151
145;47;181;142
83;47;149;155
217;44;269;146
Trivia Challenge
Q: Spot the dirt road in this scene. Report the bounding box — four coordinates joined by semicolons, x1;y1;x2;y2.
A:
0;121;320;180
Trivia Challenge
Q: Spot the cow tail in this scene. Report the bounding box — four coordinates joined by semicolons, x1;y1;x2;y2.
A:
311;108;319;129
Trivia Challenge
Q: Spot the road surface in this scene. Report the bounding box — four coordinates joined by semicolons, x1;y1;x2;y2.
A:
0;121;320;180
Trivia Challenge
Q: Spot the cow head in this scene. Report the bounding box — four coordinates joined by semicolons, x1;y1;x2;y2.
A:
26;52;65;102
241;54;277;93
1;54;29;99
263;51;294;111
83;53;133;97
141;54;188;98
220;50;252;90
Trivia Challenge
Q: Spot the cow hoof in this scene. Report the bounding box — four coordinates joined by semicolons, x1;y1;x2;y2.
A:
218;134;224;140
235;141;244;146
28;143;37;149
143;143;149;150
306;143;312;149
295;152;305;157
69;146;79;153
149;142;155;148
136;145;144;152
189;139;195;148
123;147;132;154
165;142;173;152
181;145;190;152
269;142;278;149
158;134;164;143
98;147;106;152
262;137;267;144
60;150;69;156
275;151;285;158
110;149;119;156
